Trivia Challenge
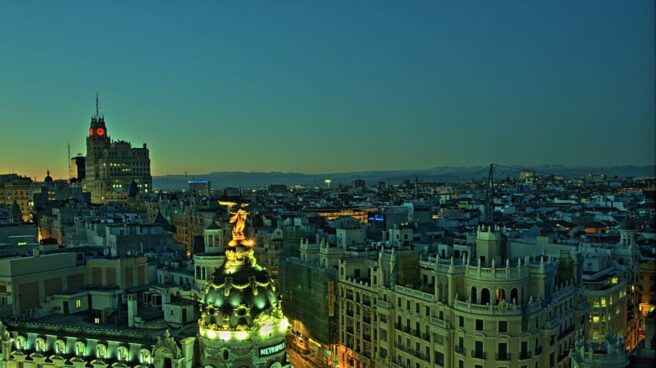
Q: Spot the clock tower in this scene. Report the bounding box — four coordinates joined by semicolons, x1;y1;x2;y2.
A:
86;93;110;157
82;93;152;204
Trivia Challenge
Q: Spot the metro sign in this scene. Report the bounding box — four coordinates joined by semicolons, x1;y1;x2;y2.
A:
259;342;285;357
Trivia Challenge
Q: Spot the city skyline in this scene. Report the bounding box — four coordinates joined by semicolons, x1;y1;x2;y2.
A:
1;0;654;179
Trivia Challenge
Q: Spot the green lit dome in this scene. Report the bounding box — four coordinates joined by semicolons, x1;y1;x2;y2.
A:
199;260;280;332
198;202;287;342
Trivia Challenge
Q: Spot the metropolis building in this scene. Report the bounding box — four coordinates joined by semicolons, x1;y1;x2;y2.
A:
84;97;152;204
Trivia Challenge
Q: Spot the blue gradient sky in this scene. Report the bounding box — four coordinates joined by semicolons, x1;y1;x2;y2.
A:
1;1;654;179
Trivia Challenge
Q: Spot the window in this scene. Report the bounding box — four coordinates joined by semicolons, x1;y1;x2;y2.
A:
498;321;507;333
498;343;508;359
434;351;444;366
76;299;81;308
475;319;484;331
94;317;100;324
459;316;464;328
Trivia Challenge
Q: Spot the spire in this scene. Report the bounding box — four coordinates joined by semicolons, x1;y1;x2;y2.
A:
96;92;100;117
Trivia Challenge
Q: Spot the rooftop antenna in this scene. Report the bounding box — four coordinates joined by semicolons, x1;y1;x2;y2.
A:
485;163;494;223
67;143;71;181
414;176;418;200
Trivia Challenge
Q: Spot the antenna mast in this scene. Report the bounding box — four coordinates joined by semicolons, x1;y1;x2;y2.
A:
485;163;494;223
67;143;71;181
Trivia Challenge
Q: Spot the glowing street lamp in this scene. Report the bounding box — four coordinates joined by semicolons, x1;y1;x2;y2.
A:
324;179;331;189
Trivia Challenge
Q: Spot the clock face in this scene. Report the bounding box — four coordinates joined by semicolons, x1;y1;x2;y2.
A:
89;128;94;136
96;128;105;136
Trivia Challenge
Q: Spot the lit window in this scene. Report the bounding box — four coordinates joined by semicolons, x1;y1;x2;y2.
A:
94;317;100;324
76;299;81;308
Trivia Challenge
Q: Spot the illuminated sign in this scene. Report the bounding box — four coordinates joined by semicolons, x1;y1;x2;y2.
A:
17;242;27;246
259;342;285;357
368;214;385;222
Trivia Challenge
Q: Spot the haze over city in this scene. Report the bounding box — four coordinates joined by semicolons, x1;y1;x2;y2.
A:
1;0;654;179
1;2;656;368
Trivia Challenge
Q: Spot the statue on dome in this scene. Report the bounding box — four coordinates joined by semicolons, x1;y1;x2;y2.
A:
219;201;254;247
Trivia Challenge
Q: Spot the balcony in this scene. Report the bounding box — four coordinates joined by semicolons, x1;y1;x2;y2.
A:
535;346;543;355
471;351;486;359
519;351;532;360
415;351;429;362
453;299;524;316
496;353;511;361
455;346;465;355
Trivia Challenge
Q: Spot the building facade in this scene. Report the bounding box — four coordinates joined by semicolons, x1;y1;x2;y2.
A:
84;100;151;204
338;227;586;368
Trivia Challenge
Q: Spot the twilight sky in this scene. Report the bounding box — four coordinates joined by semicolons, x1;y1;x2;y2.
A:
1;0;654;179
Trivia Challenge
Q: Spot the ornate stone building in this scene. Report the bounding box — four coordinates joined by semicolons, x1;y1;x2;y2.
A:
84;97;152;204
197;203;288;367
337;226;586;368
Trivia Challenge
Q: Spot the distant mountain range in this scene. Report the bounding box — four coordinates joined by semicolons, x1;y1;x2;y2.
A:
153;165;656;190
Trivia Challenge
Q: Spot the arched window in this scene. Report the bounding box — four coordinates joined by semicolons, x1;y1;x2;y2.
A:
35;337;46;352
511;288;519;304
16;336;25;350
118;346;128;361
496;288;506;304
96;344;107;359
481;288;491;305
140;348;151;364
55;340;66;355
75;341;86;356
471;286;478;304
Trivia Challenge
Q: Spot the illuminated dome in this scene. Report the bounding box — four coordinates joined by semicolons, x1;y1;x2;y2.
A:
199;251;285;337
197;202;288;368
